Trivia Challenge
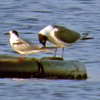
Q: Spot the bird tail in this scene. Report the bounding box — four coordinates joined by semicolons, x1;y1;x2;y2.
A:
21;48;51;55
81;33;94;40
40;48;51;53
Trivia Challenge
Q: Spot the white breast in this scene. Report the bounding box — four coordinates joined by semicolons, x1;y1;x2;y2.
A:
9;34;19;47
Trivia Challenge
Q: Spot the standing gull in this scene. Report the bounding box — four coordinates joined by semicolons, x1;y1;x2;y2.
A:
4;30;50;61
39;25;90;58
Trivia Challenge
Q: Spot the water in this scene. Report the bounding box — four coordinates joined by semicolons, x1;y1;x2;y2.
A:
0;0;100;99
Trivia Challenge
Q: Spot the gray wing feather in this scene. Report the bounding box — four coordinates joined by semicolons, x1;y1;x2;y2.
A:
13;38;40;52
54;25;81;43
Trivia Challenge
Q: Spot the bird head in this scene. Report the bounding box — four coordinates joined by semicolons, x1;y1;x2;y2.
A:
38;33;48;47
4;30;19;37
38;25;55;47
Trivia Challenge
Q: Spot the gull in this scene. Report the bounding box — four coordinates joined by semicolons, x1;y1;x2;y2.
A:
39;25;91;58
5;30;50;61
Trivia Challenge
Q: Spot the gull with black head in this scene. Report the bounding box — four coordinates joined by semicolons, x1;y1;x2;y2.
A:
39;25;91;58
4;30;50;61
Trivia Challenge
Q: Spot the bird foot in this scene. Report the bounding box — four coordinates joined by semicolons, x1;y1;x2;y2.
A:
18;57;25;62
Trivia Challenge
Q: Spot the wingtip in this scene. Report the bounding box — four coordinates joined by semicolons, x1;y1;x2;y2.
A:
81;33;94;40
81;37;94;40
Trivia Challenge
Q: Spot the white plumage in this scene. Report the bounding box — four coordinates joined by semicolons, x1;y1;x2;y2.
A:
39;25;81;58
5;30;50;61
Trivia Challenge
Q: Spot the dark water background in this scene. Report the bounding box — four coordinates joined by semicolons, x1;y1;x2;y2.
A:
0;0;100;100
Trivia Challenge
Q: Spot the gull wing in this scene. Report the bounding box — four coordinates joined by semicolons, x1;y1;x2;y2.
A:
12;38;40;51
54;25;81;43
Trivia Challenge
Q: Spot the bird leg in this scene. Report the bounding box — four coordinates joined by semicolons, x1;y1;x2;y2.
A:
19;54;25;61
54;47;57;57
62;47;64;58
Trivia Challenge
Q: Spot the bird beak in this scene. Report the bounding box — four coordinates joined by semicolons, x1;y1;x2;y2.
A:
4;33;9;35
38;34;48;47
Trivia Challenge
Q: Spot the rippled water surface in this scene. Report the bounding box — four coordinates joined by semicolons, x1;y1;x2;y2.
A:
0;0;100;100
